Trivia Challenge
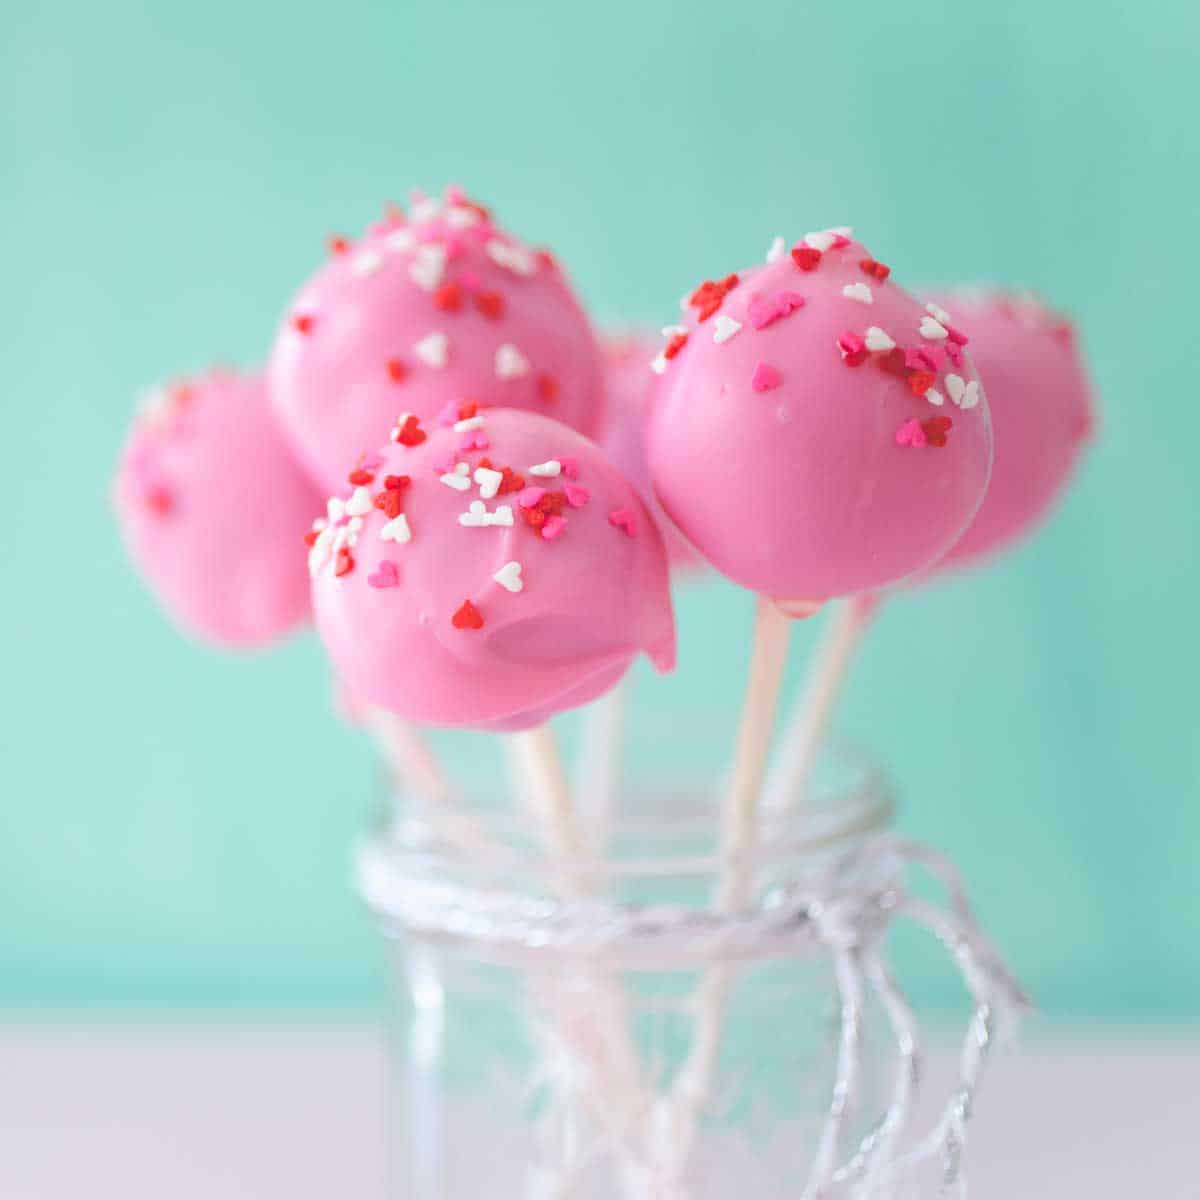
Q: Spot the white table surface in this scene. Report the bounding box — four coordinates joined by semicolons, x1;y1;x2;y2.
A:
1;1026;1196;1198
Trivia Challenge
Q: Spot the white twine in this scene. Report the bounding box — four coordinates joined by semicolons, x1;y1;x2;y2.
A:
357;833;1027;1197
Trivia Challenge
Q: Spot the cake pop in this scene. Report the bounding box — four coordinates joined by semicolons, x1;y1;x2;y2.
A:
646;229;994;605
309;407;675;731
927;289;1094;570
599;332;703;574
269;188;606;491
113;367;320;647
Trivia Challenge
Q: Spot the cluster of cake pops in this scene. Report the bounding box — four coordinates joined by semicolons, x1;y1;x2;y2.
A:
113;183;1094;1193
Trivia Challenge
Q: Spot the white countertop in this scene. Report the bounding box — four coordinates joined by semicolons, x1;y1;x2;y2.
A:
1;1027;1195;1198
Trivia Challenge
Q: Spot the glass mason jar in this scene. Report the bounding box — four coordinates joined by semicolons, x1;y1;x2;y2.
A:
356;716;1018;1200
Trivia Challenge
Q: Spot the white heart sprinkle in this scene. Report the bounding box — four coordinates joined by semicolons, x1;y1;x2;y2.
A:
383;229;414;254
446;206;479;231
409;244;446;291
804;230;836;252
351;250;382;278
487;505;514;527
326;497;346;523
830;225;854;238
843;283;873;305
347;516;363;535
414;332;449;368
926;301;953;326
344;486;373;517
919;316;948;341
926;388;946;407
765;235;786;264
493;561;524;593
454;414;486;432
946;374;980;410
864;326;895;352
380;514;411;544
650;353;668;375
486;239;536;277
529;460;561;478
495;343;531;380
661;323;687;339
440;462;472;491
712;314;742;344
459;501;488;527
474;467;503;499
409;195;441;223
307;529;333;576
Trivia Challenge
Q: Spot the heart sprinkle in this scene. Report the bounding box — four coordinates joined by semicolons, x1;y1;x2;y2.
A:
864;326;895;352
413;331;450;368
451;599;484;630
895;419;927;448
842;282;873;305
495;343;531;380
919;316;948;341
492;561;524;593
608;507;638;537
712;314;743;344
751;362;782;392
379;514;412;544
367;560;400;589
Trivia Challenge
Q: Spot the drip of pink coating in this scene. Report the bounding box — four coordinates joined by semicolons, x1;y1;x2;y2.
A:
644;233;995;604
112;367;322;648
927;289;1095;572
309;408;676;731
267;186;606;492
598;331;706;576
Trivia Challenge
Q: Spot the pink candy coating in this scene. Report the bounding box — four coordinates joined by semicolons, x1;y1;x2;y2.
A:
646;236;994;602
268;189;606;491
599;331;704;575
113;368;320;648
310;409;675;731
930;290;1095;570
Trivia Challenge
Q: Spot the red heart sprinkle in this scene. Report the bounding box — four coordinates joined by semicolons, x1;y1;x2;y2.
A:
536;373;559;402
907;371;936;397
348;468;375;486
334;548;355;577
374;489;404;519
433;282;462;312
664;332;689;360
327;234;350;256
303;528;320;547
921;416;953;447
386;358;407;383
877;348;909;378
791;246;822;271
292;314;315;335
451;599;484;630
392;415;427;447
384;474;411;491
859;258;891;280
475;291;505;320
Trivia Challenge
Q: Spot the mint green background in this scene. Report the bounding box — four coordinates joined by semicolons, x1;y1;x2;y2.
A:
3;1;1197;1021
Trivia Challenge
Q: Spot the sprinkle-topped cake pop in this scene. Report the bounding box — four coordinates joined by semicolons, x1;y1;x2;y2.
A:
927;289;1094;570
600;332;702;574
645;230;994;603
113;367;321;647
309;408;675;730
269;187;606;491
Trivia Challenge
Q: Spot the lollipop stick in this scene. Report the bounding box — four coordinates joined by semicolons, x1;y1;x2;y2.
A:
508;724;590;893
655;598;792;1179
364;708;498;860
715;596;793;910
762;594;876;814
574;678;629;855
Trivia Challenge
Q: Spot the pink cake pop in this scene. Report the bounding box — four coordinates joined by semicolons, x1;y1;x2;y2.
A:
309;408;675;731
113;367;320;647
646;230;994;604
926;289;1095;571
599;331;703;574
269;187;606;491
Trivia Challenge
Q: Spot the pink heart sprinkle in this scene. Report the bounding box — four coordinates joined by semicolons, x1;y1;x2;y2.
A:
751;362;782;393
518;486;547;509
564;482;590;508
895;419;927;448
837;330;865;356
776;290;805;315
367;560;400;588
608;507;638;537
945;324;969;346
748;297;778;330
944;342;964;368
541;515;567;540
